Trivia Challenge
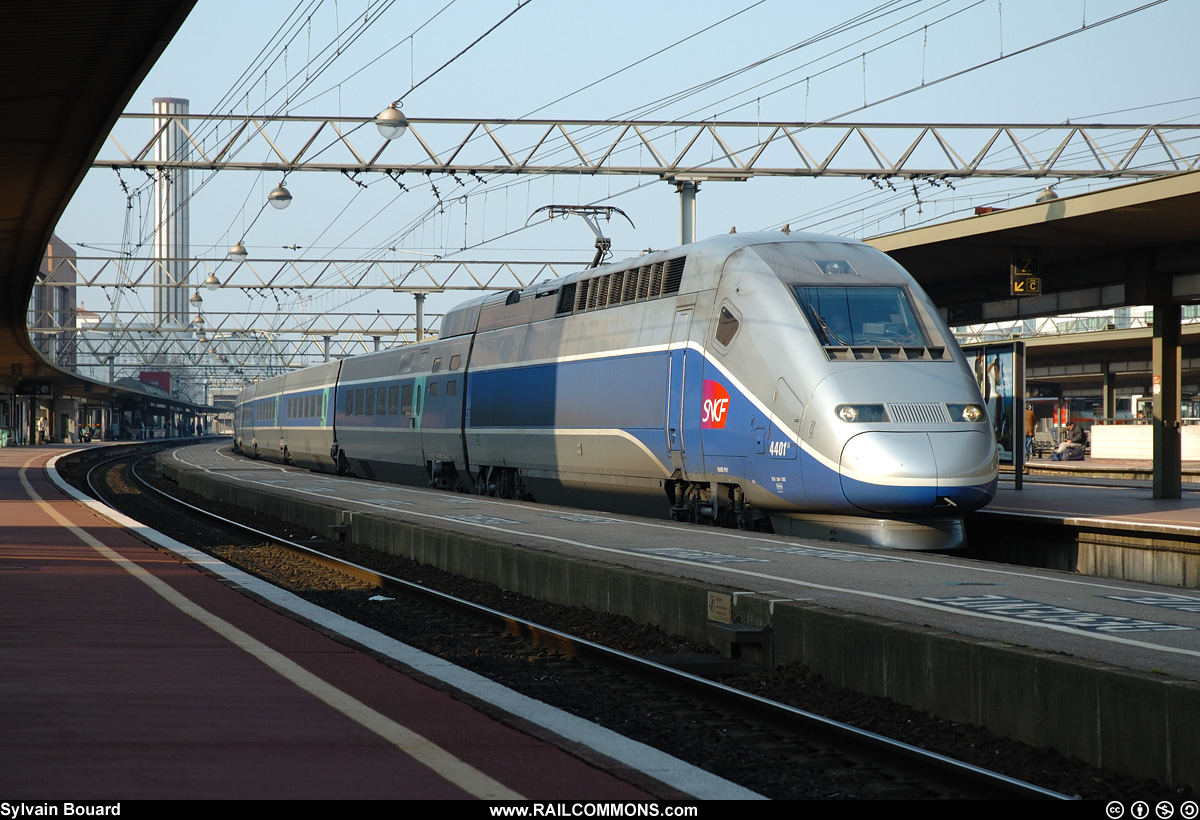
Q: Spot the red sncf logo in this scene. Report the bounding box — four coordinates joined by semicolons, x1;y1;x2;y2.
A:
701;380;730;429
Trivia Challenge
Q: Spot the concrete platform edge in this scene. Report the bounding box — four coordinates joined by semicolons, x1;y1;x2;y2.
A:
161;457;1200;792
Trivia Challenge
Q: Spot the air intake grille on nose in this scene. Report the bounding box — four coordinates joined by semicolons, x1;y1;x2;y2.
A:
888;403;950;424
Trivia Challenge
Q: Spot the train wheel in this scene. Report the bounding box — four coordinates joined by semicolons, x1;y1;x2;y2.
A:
496;468;515;499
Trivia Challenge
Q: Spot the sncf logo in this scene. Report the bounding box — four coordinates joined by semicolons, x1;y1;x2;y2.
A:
701;380;730;429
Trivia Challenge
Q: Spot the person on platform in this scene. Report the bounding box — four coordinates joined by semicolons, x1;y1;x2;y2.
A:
36;415;46;444
1024;404;1036;460
1053;421;1085;460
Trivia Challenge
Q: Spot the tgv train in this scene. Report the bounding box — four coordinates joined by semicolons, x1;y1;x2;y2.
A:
234;231;997;550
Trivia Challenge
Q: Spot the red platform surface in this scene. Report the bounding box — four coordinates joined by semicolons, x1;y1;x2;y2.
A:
0;447;655;800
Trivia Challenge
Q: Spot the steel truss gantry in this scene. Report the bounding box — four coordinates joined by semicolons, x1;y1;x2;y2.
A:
65;316;420;380
79;115;1200;387
44;257;589;383
42;256;580;294
97;115;1200;180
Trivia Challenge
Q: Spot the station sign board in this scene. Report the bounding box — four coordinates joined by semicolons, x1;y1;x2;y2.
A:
1010;247;1042;295
16;380;53;397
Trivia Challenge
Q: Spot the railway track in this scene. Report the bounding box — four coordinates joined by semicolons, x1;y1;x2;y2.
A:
60;445;1084;800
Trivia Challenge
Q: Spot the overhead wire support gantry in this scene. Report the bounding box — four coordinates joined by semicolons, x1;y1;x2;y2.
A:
97;115;1200;180
43;256;580;293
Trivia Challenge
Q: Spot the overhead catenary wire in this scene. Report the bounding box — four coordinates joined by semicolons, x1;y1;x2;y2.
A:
364;0;1181;270
90;1;1199;361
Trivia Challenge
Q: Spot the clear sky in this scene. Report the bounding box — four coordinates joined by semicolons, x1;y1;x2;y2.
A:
54;0;1199;347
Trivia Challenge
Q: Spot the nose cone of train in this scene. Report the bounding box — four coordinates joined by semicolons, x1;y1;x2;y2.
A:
839;431;997;514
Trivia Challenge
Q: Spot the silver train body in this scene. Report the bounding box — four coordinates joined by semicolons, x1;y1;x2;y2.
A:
233;232;997;550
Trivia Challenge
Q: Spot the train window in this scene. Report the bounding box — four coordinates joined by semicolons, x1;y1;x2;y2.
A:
715;305;741;348
355;389;365;416
401;385;413;416
388;386;399;415
365;388;375;415
793;285;929;349
449;354;461;370
345;392;353;416
376;388;386;415
428;382;439;399
432;357;442;373
447;380;457;397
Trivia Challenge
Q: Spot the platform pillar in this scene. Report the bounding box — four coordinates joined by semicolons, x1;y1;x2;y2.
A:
1151;300;1182;499
1102;368;1117;421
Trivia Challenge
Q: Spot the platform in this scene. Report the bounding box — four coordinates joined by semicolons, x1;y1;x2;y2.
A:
0;444;756;800
1008;455;1200;484
153;440;1200;791
973;459;1200;587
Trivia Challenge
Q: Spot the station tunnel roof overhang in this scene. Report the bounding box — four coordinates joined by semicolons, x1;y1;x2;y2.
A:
0;3;196;403
867;171;1200;326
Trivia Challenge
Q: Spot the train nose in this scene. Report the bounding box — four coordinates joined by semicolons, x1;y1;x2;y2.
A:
839;431;996;514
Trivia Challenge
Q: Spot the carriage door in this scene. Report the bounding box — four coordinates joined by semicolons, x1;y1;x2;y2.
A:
666;308;692;472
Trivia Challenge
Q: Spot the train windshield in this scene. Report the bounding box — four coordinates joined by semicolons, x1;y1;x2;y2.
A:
793;285;929;348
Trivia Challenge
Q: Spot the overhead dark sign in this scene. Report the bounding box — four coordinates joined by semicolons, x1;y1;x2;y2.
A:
1010;247;1042;296
17;381;53;397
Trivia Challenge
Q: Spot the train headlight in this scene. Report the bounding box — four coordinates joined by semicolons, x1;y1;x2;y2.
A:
947;403;986;422
835;404;888;423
